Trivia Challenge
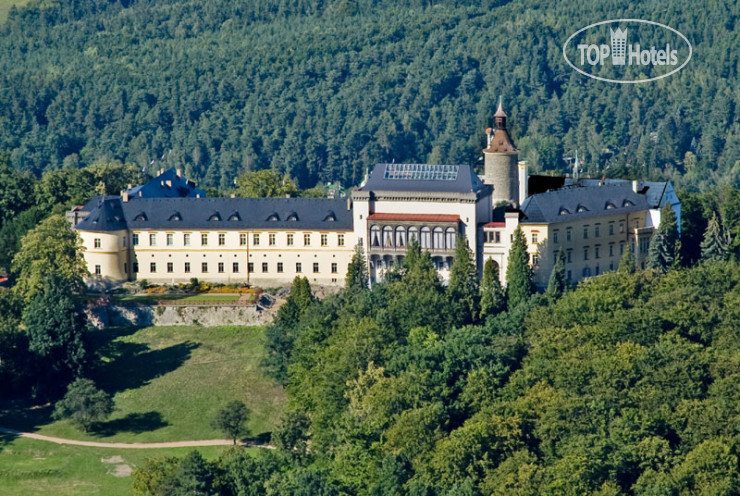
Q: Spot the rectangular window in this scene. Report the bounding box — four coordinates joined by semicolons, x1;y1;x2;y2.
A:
218;233;226;246
595;224;601;238
532;232;539;244
95;264;101;275
609;244;614;257
167;262;173;273
248;262;254;273
233;262;239;272
184;233;191;246
262;262;268;273
338;234;345;246
150;262;156;273
553;230;559;244
304;233;311;246
252;234;259;246
94;238;101;248
494;231;501;243
133;262;139;273
567;250;572;263
202;262;208;272
201;233;208;246
124;263;128;273
566;229;572;242
185;262;191;273
132;233;139;246
595;265;600;275
166;233;174;246
583;226;589;240
620;242;625;254
218;262;224;273
287;234;294;246
296;262;302;273
532;254;539;266
240;233;247;246
321;234;328;246
123;236;127;247
269;233;276;246
313;262;319;273
277;262;284;273
619;221;625;233
567;270;572;281
150;233;157;246
595;245;600;259
584;247;589;261
331;262;338;274
609;222;615;236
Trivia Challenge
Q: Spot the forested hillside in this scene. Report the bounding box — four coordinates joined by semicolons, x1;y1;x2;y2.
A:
1;0;738;190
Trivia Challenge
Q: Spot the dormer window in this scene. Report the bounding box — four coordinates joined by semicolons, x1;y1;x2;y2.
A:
169;212;182;221
622;199;634;207
323;211;336;222
605;202;616;210
559;207;570;216
133;212;147;222
228;212;241;221
576;204;589;213
286;212;299;222
266;213;280;222
208;212;222;221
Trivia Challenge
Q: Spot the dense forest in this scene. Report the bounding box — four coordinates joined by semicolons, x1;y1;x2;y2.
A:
0;0;738;190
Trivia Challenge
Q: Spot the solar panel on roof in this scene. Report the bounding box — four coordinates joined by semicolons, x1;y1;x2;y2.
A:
383;164;460;181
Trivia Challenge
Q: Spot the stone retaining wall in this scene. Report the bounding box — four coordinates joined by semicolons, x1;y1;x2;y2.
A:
88;304;267;328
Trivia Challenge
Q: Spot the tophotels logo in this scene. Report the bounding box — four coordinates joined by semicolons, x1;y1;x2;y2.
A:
563;19;692;83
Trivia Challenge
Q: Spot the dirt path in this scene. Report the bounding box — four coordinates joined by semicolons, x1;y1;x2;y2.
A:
0;426;270;449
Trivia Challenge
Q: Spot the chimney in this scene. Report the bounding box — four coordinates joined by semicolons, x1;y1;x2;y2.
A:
632;180;639;193
196;194;201;198
176;168;182;178
485;127;493;146
165;180;172;188
230;193;236;198
518;161;528;205
122;191;129;202
285;193;291;198
346;198;352;211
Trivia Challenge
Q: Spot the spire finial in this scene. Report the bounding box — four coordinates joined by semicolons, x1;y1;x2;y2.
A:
494;95;507;129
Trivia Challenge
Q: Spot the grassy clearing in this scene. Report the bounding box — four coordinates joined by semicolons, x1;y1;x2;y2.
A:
0;325;286;444
0;435;247;496
112;293;250;304
0;0;31;23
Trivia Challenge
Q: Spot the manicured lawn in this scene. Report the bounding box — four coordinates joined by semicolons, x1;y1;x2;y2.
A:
0;0;29;22
0;435;249;496
0;325;285;444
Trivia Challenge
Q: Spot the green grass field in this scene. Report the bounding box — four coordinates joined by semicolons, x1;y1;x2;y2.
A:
112;293;251;304
0;435;239;496
0;325;285;493
0;0;31;23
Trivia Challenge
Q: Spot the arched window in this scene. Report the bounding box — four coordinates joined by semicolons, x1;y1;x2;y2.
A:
433;227;444;249
383;226;394;248
228;211;241;221
208;212;222;221
420;227;431;249
168;212;182;221
395;226;406;248
370;225;381;247
445;228;456;250
287;211;299;221
408;226;418;243
266;212;280;221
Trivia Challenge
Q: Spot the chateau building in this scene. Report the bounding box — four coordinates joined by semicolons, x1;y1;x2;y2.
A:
74;104;679;289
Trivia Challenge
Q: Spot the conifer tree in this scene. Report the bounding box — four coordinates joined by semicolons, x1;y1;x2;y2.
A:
447;234;480;326
345;242;369;291
480;258;505;318
646;204;680;271
506;226;533;308
701;212;730;262
618;246;636;274
545;248;567;301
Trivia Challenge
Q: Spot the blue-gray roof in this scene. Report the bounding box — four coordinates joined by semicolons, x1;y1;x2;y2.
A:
564;178;674;208
359;163;486;194
76;197;353;232
520;183;650;224
126;168;206;198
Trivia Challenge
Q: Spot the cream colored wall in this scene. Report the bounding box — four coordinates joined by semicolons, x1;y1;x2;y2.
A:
128;228;354;286
79;230;129;282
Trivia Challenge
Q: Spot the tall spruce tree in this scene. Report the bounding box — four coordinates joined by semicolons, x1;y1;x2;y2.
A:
646;204;680;271
345;242;369;291
447;234;480;326
701;212;730;262
506;226;533;308
545;248;567;301
618;246;636;274
480;258;505;318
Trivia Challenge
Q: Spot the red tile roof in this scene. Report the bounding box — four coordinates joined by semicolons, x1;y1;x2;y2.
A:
483;222;506;228
368;213;460;222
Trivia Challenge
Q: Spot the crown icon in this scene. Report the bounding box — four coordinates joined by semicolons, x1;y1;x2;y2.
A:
610;27;627;65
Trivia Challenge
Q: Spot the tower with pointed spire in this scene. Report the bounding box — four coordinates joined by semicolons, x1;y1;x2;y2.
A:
483;97;519;205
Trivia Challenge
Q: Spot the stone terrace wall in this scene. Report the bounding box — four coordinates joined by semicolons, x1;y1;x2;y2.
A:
88;304;267;329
